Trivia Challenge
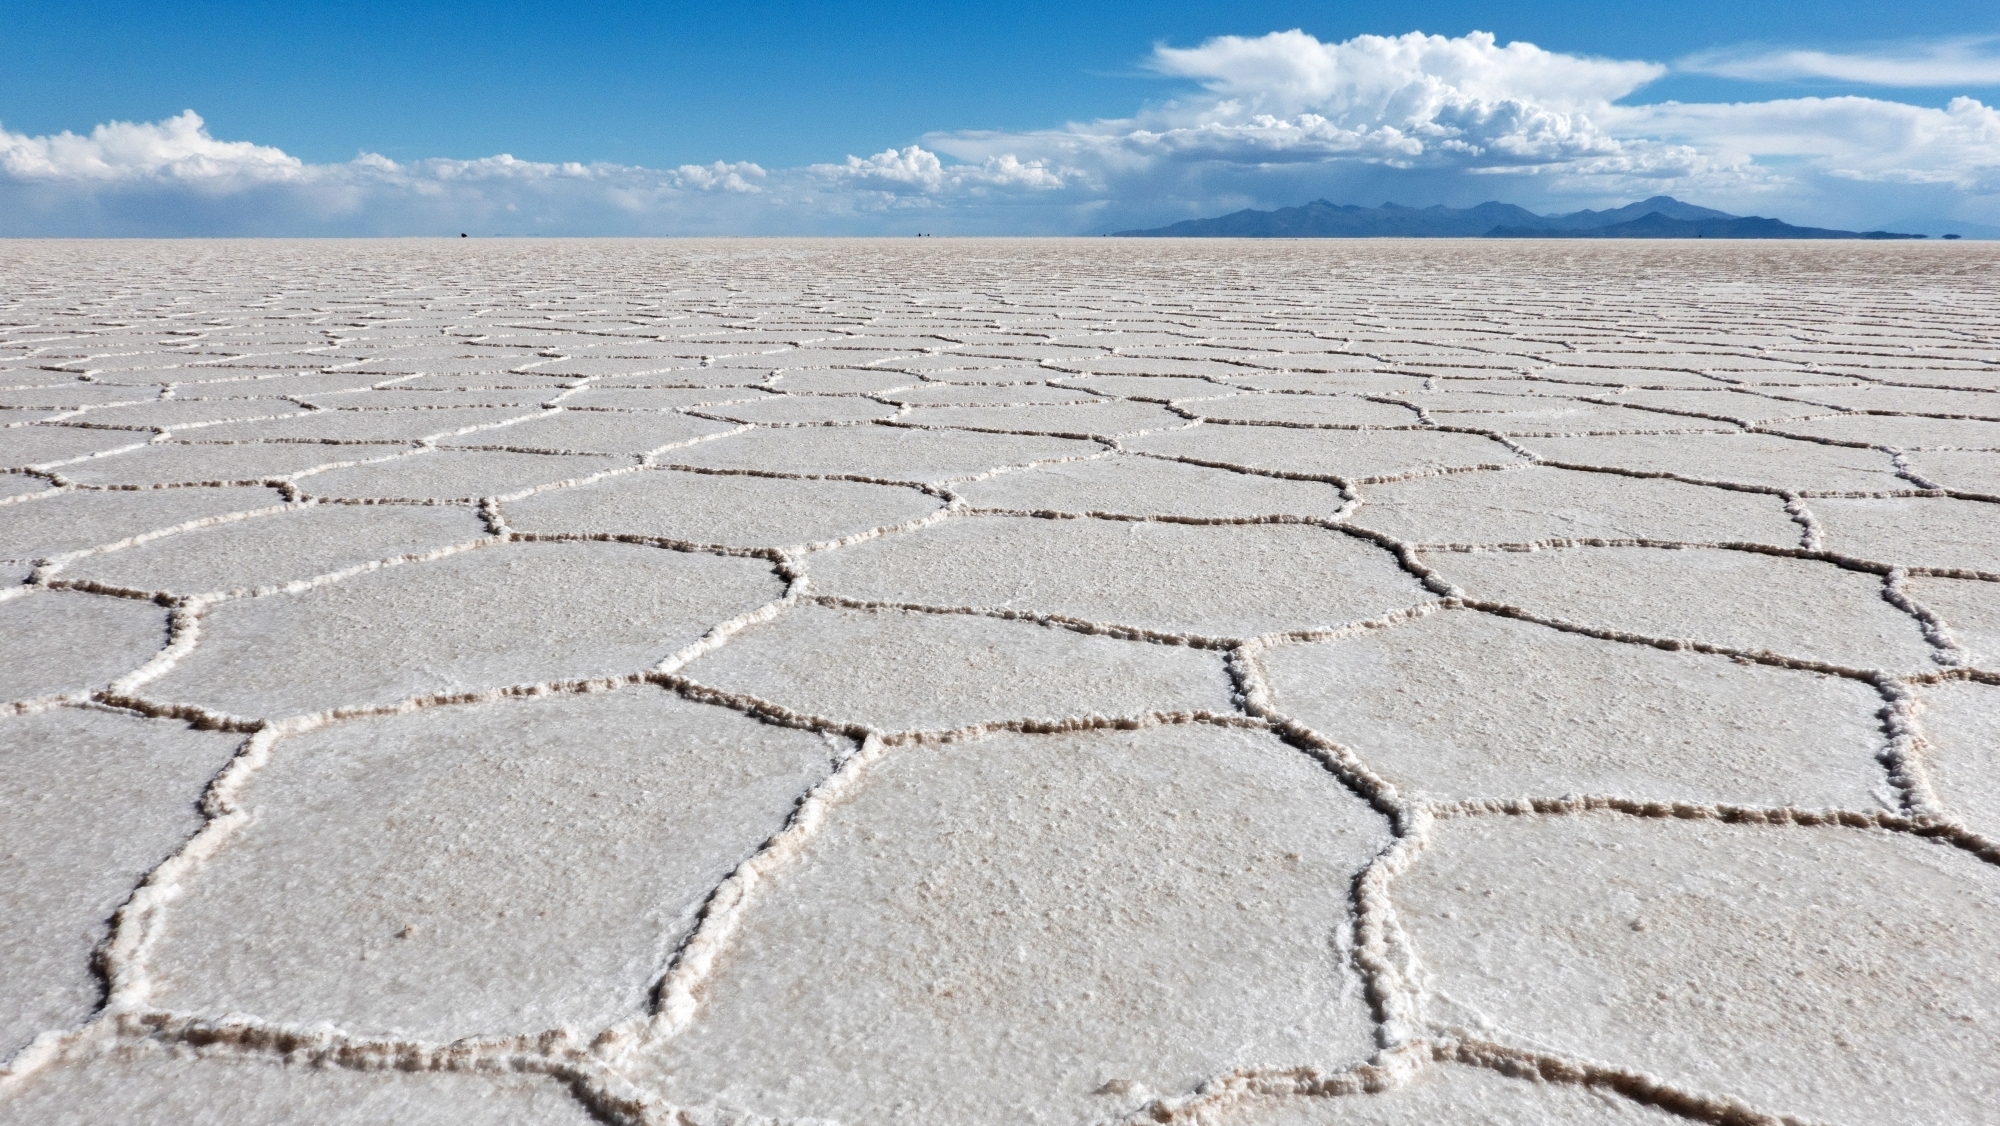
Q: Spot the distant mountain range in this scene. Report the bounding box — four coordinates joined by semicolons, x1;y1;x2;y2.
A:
1111;197;1926;239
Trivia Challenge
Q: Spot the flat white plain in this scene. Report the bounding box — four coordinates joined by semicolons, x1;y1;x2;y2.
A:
2;239;1997;1126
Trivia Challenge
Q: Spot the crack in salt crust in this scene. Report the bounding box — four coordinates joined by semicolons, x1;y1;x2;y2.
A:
2;240;1998;1126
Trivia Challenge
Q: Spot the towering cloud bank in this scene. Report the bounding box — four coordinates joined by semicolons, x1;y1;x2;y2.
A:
3;31;1995;235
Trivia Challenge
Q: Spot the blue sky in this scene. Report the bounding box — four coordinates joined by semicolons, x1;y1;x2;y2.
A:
3;1;1999;235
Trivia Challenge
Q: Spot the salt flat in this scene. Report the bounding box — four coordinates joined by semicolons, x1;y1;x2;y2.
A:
1;238;1997;1126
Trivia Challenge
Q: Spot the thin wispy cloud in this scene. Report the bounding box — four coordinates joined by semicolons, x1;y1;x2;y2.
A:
1681;37;2000;87
3;30;1997;236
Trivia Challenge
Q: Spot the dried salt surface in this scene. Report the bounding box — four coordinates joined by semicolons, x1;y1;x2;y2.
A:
0;384;153;409
1050;374;1244;400
762;369;919;394
629;724;1388;1126
659;423;1096;482
148;688;834;1040
904;400;1186;436
1394;814;2000;1126
0;425;152;468
806;515;1431;638
4;241;2000;1125
559;387;772;410
680;603;1234;731
1811;496;2000;573
1181;394;1423;427
48;441;413;487
145;542;780;718
1421;545;1938;670
1124;423;1522;481
1259;609;1887;808
58;504;486;596
0;474;51;501
1598;387;1833;423
3;1049;596;1126
1909;576;2000;666
955;453;1346;519
0;710;240;1056
1764;413;2000;449
504;466;942;548
1347;465;1800;547
887;382;1103;405
188;407;541;444
697;395;901;424
0;485;282;562
302;388;554;409
1915;681;2000;839
1520;431;1905;493
64;399;311;431
1795;387;2000;419
292;449;627;501
435;408;737;454
0;591;167;704
1200;1065;1688;1124
1906;448;2000;493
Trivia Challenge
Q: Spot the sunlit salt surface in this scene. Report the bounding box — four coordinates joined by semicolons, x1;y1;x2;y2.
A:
3;238;1998;1126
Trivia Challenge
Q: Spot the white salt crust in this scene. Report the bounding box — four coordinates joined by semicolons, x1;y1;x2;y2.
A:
502;467;943;549
1;1047;596;1126
49;441;415;488
293;449;629;501
145;688;836;1042
57;503;487;597
678;602;1236;732
2;240;1998;1126
1419;544;1941;671
1911;576;2000;667
1393;813;2000;1126
1197;1062;1690;1124
1256;608;1889;809
0;591;168;706
954;453;1347;520
0;711;241;1057
0;485;285;563
141;541;781;719
1346;465;1802;548
628;724;1389;1126
805;514;1432;640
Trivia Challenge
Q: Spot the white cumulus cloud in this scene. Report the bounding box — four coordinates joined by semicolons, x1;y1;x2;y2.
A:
935;30;1687;182
1151;29;1662;117
0;110;302;186
1682;37;2000;87
1610;95;2000;191
810;145;1070;195
2;31;1998;236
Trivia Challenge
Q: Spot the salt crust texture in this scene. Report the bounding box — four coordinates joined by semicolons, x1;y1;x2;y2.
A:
0;238;1996;1125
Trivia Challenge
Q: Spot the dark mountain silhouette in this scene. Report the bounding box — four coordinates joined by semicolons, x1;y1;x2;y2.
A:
1110;196;1919;239
1488;213;1925;239
1526;196;1737;229
1115;199;1550;238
